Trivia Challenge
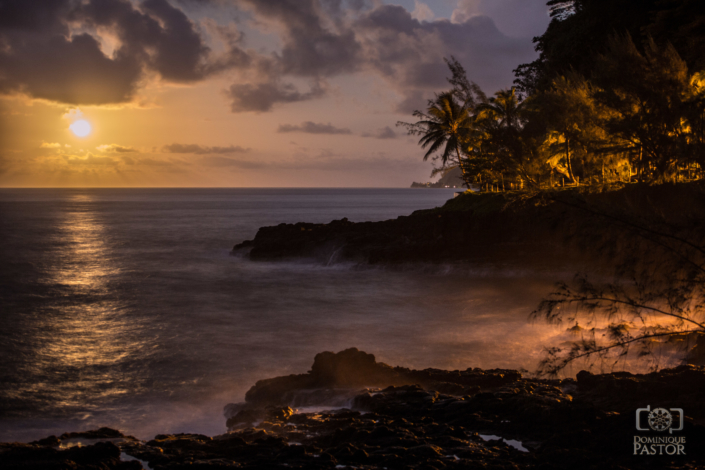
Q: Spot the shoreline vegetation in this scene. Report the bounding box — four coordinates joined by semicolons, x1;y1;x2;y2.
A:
394;0;705;381
399;1;705;194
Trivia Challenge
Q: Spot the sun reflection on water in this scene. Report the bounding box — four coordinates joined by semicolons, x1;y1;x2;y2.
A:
26;193;147;413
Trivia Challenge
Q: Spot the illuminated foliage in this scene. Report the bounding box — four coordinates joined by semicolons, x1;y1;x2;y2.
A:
404;2;705;189
532;198;705;376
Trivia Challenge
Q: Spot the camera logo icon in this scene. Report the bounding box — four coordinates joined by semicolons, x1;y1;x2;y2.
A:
636;406;683;434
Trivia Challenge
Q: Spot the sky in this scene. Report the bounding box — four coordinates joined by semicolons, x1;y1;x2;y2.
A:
0;0;551;188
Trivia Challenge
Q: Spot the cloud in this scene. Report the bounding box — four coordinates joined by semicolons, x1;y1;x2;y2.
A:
161;143;250;154
0;0;252;105
62;108;83;120
240;0;362;78
394;89;429;115
451;0;550;39
121;155;186;167
221;1;540;113
227;80;326;112
277;121;352;135
63;152;118;166
0;0;547;113
355;6;536;100
411;1;435;22
97;144;138;153
361;126;397;139
40;142;62;149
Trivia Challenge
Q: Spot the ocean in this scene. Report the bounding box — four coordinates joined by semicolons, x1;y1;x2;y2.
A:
0;188;559;442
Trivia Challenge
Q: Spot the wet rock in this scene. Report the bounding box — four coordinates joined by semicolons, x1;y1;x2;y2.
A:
265;406;294;421
59;427;129;440
574;365;705;421
225;408;263;430
0;440;128;470
310;348;394;386
240;348;524;410
31;435;61;447
7;352;705;469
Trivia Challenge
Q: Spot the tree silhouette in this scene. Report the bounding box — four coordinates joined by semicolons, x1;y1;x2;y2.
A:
532;194;705;376
593;35;704;182
537;73;613;184
398;92;474;185
474;88;539;186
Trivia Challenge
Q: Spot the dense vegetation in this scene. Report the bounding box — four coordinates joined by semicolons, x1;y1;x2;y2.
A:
400;0;705;191
399;1;705;374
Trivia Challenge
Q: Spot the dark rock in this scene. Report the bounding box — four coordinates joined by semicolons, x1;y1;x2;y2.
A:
310;348;390;386
0;440;124;470
265;406;294;421
232;184;705;275
59;427;129;440
7;351;705;469
32;435;61;446
240;348;524;410
225;409;263;430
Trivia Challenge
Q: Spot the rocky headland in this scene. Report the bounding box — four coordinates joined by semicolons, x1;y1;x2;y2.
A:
4;348;705;469
231;183;705;269
410;166;466;188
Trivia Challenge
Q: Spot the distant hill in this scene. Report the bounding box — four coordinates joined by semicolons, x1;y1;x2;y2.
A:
411;166;466;188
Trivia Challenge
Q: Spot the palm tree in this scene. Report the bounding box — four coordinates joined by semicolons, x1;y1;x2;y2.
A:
477;87;525;131
475;87;536;186
398;92;473;184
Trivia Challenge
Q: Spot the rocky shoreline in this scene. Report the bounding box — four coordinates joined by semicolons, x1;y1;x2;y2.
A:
7;184;705;469
4;348;705;469
231;184;705;268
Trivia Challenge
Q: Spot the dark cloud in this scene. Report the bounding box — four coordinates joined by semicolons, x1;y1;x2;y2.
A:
0;0;250;104
355;6;535;95
0;0;545;112
200;19;252;74
277;121;351;135
362;126;397;139
0;0;72;32
451;0;550;39
241;0;362;77
222;1;539;112
83;0;209;83
227;80;325;112
0;29;142;104
162;143;250;154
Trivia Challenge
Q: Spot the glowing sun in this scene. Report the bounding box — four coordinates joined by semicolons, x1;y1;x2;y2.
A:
70;120;92;137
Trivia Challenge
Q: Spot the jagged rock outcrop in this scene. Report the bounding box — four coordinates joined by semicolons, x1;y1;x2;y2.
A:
4;350;705;469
